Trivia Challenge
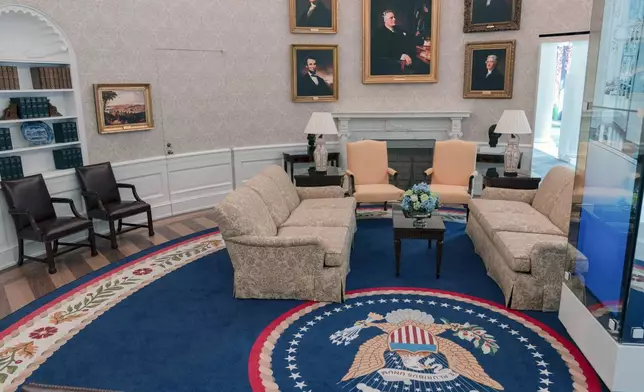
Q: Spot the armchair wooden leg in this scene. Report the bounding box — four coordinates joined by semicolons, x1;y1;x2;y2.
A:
52;240;59;253
108;219;118;249
384;202;388;211
117;219;123;233
146;209;155;237
17;238;24;266
45;241;56;274
88;227;98;257
464;204;470;222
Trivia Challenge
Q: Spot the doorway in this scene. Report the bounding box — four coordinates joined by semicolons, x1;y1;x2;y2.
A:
532;37;589;177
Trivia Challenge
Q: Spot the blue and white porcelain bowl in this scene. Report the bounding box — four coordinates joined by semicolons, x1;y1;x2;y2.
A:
21;121;54;146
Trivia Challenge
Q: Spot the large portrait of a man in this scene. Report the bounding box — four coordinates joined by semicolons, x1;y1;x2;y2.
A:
464;40;515;99
363;0;440;84
292;45;338;102
464;0;522;33
290;0;338;34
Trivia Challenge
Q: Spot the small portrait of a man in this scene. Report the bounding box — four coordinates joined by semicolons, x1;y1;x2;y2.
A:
292;45;338;102
291;0;337;33
465;0;521;33
464;40;515;98
364;0;439;83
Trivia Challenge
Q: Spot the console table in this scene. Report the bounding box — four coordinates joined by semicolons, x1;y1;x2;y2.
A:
282;152;340;182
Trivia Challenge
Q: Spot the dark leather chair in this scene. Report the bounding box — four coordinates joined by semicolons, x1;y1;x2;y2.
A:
75;162;154;249
1;174;97;274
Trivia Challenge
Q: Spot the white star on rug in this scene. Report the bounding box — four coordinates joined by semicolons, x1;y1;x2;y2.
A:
299;327;308;332
540;369;553;376
532;352;544;359
465;309;474;314
452;306;462;310
286;364;297;371
526;344;536;350
367;300;375;304
314;316;323;321
333;307;343;312
488;318;498;323
344;304;352;309
537;360;549;367
289;340;299;346
295;381;307;389
477;313;486;318
289;372;301;380
294;333;303;338
538;388;550;392
324;312;332;316
416;299;424;304
306;321;316;326
355;302;364;306
285;355;296;362
403;299;412;303
287;347;297;354
428;301;437;305
510;330;519;335
391;298;400;303
499;324;509;329
518;336;528;342
379;299;388;303
540;378;552;386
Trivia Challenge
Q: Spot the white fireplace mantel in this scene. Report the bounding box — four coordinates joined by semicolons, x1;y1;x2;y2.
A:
332;111;471;169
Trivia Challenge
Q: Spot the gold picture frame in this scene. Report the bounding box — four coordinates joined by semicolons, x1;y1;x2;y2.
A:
464;0;522;33
463;40;515;99
362;0;440;84
290;0;338;34
94;84;154;134
291;44;339;103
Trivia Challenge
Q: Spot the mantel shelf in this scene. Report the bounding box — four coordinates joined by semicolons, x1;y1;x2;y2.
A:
0;141;80;156
0;89;73;94
0;115;77;125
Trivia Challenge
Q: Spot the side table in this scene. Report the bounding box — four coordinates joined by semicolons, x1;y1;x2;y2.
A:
294;167;345;188
483;169;541;190
283;152;340;182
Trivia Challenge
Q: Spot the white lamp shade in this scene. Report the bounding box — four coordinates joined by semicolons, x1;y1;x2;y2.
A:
495;110;532;135
303;112;338;135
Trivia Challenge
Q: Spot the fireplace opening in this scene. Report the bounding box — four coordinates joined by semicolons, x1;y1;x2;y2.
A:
380;139;435;190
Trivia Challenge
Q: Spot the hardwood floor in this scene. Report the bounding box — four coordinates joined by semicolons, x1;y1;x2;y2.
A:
0;210;220;320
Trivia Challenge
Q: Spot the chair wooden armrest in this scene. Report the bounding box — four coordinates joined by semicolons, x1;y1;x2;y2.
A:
345;170;356;196
387;167;399;186
425;168;434;183
8;208;41;235
117;183;143;202
50;197;85;219
468;170;478;195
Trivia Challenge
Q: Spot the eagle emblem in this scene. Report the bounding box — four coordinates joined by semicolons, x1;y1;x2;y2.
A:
330;309;504;390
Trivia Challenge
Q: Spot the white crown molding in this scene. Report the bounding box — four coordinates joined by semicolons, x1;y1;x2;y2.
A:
0;5;68;58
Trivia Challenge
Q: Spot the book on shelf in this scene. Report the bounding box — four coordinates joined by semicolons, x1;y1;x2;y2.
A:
29;66;72;90
0;156;23;180
10;97;52;119
53;122;78;143
53;147;82;170
0;128;12;151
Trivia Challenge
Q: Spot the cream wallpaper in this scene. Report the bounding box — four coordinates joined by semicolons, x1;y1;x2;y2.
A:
0;0;592;162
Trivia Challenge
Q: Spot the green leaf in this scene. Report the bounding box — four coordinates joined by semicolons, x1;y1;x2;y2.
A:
172;255;181;261
0;373;7;383
74;303;82;311
96;286;104;294
6;365;17;374
105;281;112;289
84;297;90;305
67;305;73;313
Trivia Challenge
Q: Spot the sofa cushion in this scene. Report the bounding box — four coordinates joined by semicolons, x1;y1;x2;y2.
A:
430;184;470;204
278;226;350;267
282;206;354;228
259;165;300;212
478;211;565;236
299;198;356;210
212;187;277;238
245;174;291;226
354;184;404;203
494;231;568;272
532;165;574;218
469;199;540;222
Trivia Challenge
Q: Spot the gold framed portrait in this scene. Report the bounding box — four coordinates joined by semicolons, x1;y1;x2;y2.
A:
362;0;440;84
290;0;338;34
291;44;339;103
463;40;516;99
464;0;522;33
94;84;154;134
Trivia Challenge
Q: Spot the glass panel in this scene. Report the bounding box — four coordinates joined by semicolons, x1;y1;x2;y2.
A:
568;0;644;343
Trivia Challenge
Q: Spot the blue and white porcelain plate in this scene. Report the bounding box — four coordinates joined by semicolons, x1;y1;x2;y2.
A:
21;121;54;146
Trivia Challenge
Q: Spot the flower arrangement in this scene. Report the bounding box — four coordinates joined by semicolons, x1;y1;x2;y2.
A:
400;182;440;217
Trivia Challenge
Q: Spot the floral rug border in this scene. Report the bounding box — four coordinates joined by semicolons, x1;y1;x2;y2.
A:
0;231;224;392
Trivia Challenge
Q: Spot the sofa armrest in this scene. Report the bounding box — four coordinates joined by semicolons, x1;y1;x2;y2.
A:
297;186;345;200
481;187;538;203
226;235;326;271
529;241;578;311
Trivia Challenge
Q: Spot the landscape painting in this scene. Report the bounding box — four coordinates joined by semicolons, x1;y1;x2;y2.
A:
94;84;154;134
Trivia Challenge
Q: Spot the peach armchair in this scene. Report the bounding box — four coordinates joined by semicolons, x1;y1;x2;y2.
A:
346;140;404;210
425;140;478;220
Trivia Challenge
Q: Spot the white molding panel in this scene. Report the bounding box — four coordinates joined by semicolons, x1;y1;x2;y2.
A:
0;149;233;271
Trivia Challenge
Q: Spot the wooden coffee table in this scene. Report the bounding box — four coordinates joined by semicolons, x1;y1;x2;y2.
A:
392;204;446;278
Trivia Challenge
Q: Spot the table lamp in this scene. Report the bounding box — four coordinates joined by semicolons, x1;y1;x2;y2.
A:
494;110;532;177
303;112;338;172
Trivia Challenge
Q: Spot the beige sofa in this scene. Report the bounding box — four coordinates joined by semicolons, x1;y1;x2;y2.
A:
466;166;581;311
212;165;356;302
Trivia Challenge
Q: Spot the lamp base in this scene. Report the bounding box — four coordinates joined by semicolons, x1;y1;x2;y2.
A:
314;137;328;172
503;134;521;176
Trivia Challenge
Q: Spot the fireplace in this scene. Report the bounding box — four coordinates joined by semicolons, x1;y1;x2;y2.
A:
383;139;435;189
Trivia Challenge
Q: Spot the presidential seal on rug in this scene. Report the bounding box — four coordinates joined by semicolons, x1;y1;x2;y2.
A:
250;288;601;392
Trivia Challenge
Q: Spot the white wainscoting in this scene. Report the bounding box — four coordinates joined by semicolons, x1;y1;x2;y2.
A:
0;149;233;271
231;142;339;188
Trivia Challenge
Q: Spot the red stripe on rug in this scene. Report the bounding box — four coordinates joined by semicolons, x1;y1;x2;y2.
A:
0;230;219;340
